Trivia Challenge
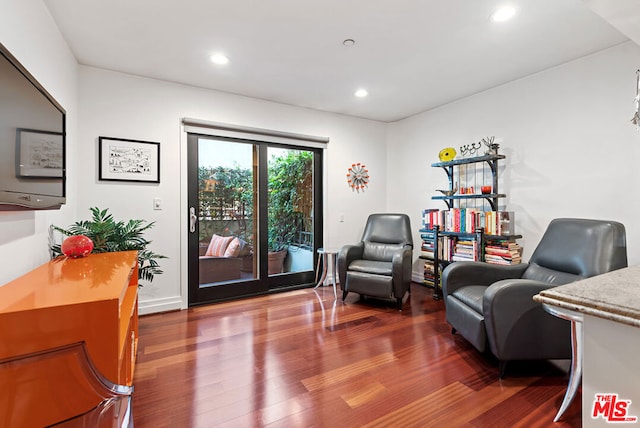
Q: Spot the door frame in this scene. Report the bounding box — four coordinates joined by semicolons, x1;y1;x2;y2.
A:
179;118;329;309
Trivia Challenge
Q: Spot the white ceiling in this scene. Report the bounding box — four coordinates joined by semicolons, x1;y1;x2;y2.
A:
44;0;633;123
583;0;640;46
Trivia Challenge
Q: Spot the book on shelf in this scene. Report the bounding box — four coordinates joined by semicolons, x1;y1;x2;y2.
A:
422;208;516;236
456;242;476;248
485;248;520;257
423;264;437;276
422;259;440;284
421;208;440;229
420;231;436;240
452;239;479;261
421;251;435;259
485;241;521;253
452;255;475;262
484;254;522;265
441;236;453;261
420;239;437;259
484;238;522;264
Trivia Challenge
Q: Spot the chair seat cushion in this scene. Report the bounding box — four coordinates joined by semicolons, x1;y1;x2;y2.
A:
348;260;392;276
345;271;393;298
451;285;488;313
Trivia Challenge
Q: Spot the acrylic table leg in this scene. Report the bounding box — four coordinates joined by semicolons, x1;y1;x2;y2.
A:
314;252;328;289
329;253;337;299
314;251;322;284
554;320;583;422
541;304;583;423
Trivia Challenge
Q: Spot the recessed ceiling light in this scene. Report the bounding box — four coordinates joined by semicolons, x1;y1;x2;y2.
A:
343;39;355;47
355;89;368;98
210;53;229;65
491;6;516;22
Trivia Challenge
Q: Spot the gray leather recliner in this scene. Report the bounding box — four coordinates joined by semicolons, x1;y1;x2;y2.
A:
338;213;413;310
442;218;627;376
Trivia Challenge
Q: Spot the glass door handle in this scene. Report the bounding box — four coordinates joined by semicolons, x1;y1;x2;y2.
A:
189;207;197;233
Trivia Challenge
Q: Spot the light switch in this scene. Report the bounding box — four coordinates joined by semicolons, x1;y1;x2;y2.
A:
153;197;162;210
339;213;345;222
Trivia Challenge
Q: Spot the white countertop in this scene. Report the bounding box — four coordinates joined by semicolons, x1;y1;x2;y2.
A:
533;265;640;328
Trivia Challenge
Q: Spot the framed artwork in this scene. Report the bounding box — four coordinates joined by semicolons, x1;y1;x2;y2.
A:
16;128;64;178
99;137;160;183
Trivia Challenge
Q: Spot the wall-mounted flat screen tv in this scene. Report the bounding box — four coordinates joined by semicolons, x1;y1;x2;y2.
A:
0;42;66;210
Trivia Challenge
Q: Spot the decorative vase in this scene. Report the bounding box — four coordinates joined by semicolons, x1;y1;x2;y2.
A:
61;235;94;258
438;147;457;162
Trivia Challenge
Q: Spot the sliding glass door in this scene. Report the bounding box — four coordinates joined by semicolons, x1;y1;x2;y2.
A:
187;134;322;306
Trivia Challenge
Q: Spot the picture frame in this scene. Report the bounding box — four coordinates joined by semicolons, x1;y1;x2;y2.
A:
16;128;64;178
98;136;160;183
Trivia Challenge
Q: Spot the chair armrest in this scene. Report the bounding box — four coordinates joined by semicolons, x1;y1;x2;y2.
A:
441;261;529;297
337;243;364;286
392;244;413;271
483;279;571;360
392;244;414;297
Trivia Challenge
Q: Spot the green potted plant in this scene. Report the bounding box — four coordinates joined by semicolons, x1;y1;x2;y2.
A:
198;164;253;243
267;151;312;274
196;150;312;275
50;207;167;283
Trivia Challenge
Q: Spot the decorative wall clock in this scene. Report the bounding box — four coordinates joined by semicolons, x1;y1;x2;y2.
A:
347;163;369;193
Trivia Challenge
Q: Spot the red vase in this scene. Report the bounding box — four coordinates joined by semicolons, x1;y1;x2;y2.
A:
61;235;94;258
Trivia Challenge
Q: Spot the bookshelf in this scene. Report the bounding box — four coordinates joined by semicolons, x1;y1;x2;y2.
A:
431;154;505;211
421;152;522;300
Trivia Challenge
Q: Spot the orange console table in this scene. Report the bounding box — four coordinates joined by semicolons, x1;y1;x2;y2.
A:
0;251;139;427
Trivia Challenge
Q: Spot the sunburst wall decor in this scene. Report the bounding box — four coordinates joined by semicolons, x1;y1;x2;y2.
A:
347;163;369;193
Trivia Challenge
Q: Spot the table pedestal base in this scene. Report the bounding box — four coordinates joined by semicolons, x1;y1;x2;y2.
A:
314;249;337;299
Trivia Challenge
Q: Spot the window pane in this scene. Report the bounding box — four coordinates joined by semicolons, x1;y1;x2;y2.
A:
267;147;314;276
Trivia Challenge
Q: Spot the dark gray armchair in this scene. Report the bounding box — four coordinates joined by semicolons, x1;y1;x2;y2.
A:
442;218;627;376
338;213;413;310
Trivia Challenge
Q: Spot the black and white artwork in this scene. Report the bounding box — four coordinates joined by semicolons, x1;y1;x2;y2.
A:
99;137;160;183
17;128;64;178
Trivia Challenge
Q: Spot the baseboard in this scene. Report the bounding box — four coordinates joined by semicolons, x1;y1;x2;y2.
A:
138;296;183;315
411;271;424;283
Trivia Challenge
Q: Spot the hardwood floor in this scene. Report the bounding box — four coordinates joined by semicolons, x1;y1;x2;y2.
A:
132;283;581;427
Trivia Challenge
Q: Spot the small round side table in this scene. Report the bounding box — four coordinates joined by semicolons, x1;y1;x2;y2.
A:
314;248;339;299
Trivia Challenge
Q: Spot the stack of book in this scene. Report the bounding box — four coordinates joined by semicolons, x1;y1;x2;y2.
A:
484;241;522;265
421;240;436;259
419;229;437;259
423;260;439;285
452;239;478;261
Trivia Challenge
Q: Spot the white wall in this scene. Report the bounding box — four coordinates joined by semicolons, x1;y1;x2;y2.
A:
0;0;78;285
77;67;388;313
4;0;640;312
388;41;640;272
